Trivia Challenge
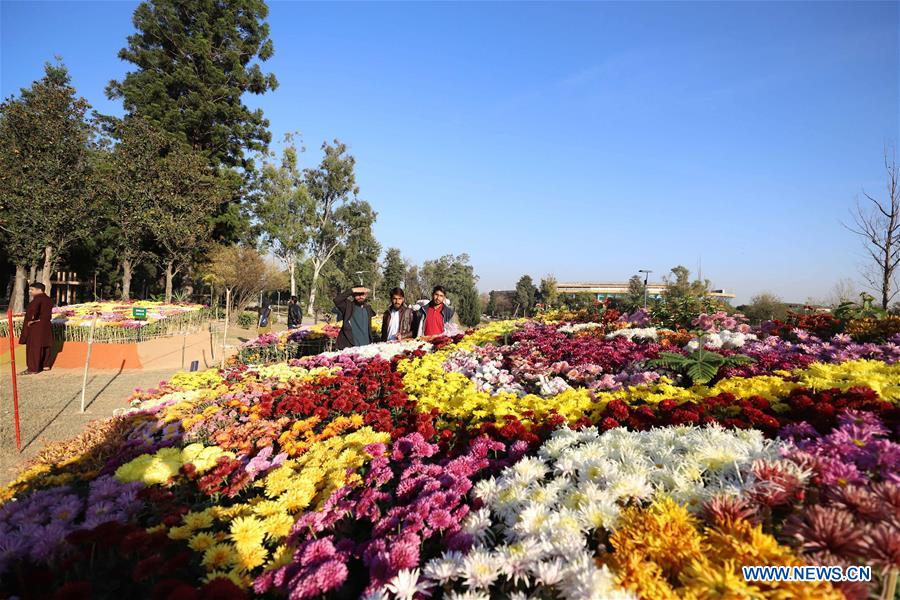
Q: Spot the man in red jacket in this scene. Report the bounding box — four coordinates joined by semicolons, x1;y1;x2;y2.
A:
19;282;55;374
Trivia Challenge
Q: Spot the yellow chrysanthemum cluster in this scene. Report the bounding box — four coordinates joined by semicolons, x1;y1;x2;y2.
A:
169;369;225;390
277;413;366;457
166;427;388;588
797;359;900;402
114;443;233;485
250;364;337;382
610;496;842;600
399;348;596;428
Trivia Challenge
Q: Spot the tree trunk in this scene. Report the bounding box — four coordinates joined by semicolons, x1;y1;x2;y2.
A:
122;258;133;301
11;265;27;313
289;261;296;297
306;261;322;317
165;261;174;304
29;264;37;286
41;246;53;296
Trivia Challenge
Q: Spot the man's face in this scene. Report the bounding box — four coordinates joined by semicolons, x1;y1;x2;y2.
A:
432;290;445;305
353;292;368;304
28;287;39;299
391;294;405;309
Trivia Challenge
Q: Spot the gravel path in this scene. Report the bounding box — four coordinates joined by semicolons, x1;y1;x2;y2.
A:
0;367;176;485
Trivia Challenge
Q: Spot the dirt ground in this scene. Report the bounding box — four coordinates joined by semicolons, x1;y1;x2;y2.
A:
0;322;273;486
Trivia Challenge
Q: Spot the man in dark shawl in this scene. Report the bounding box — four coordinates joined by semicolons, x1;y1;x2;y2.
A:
333;286;375;350
18;282;55;374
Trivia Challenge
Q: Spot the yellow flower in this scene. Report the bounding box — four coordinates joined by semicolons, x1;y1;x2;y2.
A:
264;544;295;572
230;515;266;550
234;543;268;571
168;525;194;541
202;543;237;571
182;510;214;531
680;558;764;599
262;512;296;541
188;532;216;552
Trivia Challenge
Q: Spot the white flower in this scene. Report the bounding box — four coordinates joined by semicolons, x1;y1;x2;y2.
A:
385;568;431;600
531;557;566;586
422;551;464;584
473;477;500;505
446;592;491;600
462;508;493;544
462;549;501;589
605;327;658;342
511;456;548;486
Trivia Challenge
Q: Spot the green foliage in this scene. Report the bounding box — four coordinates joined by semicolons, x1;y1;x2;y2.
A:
539;275;559;309
139;127;227;301
833;292;888;322
420;254;480;326
652;265;724;328
622;275;647;312
380;248;406;299
301;140;377;316
254;135;310;295
515;274;537;317
237;311;255;328
0;61;95;284
107;0;278;242
741;292;789;324
486;291;497;317
107;0;277;169
648;349;755;386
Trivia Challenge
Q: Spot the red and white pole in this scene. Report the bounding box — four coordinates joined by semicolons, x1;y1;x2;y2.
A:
7;308;21;452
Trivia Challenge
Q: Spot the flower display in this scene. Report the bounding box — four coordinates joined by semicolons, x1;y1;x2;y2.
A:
1;312;898;598
0;300;208;343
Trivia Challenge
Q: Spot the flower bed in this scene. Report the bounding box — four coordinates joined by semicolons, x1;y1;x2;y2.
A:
1;314;898;599
236;320;386;365
0;300;208;344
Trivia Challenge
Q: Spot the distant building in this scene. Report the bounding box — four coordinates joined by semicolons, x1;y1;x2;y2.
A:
557;282;736;302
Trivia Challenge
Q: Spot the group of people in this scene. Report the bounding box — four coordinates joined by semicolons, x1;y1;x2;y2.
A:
333;285;458;350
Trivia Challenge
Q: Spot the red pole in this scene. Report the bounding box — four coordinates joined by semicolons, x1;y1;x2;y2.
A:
7;308;21;452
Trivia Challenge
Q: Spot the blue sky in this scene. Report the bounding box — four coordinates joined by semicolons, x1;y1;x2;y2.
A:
2;1;898;303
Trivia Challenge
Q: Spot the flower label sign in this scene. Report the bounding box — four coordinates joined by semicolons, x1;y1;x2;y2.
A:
132;307;148;320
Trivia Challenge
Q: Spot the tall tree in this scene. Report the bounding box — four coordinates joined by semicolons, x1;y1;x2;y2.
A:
742;292;788;324
143;134;227;302
421;253;480;325
539;275;559;309
0;61;93;309
302;140;377;316
255;136;309;296
107;0;278;241
95;116;183;299
380;248;406;298
622;274;647;311
845;150;900;309
404;264;425;304
515;274;537;317
486;291;497;317
202;244;286;321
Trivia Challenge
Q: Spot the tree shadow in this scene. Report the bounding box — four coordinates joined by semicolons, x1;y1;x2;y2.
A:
85;360;126;411
23;375;95;451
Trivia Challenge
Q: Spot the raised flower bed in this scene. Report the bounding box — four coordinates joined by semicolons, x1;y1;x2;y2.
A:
1;300;209;344
1;312;898;598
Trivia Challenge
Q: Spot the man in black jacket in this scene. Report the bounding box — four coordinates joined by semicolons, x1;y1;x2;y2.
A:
287;296;302;329
333;287;376;349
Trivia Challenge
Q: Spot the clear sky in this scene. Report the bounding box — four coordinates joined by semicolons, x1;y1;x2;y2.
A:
2;1;898;303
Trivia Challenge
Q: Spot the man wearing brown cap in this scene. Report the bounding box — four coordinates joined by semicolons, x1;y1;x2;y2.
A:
333;286;376;349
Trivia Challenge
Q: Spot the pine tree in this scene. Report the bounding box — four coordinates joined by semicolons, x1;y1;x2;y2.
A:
107;0;278;241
